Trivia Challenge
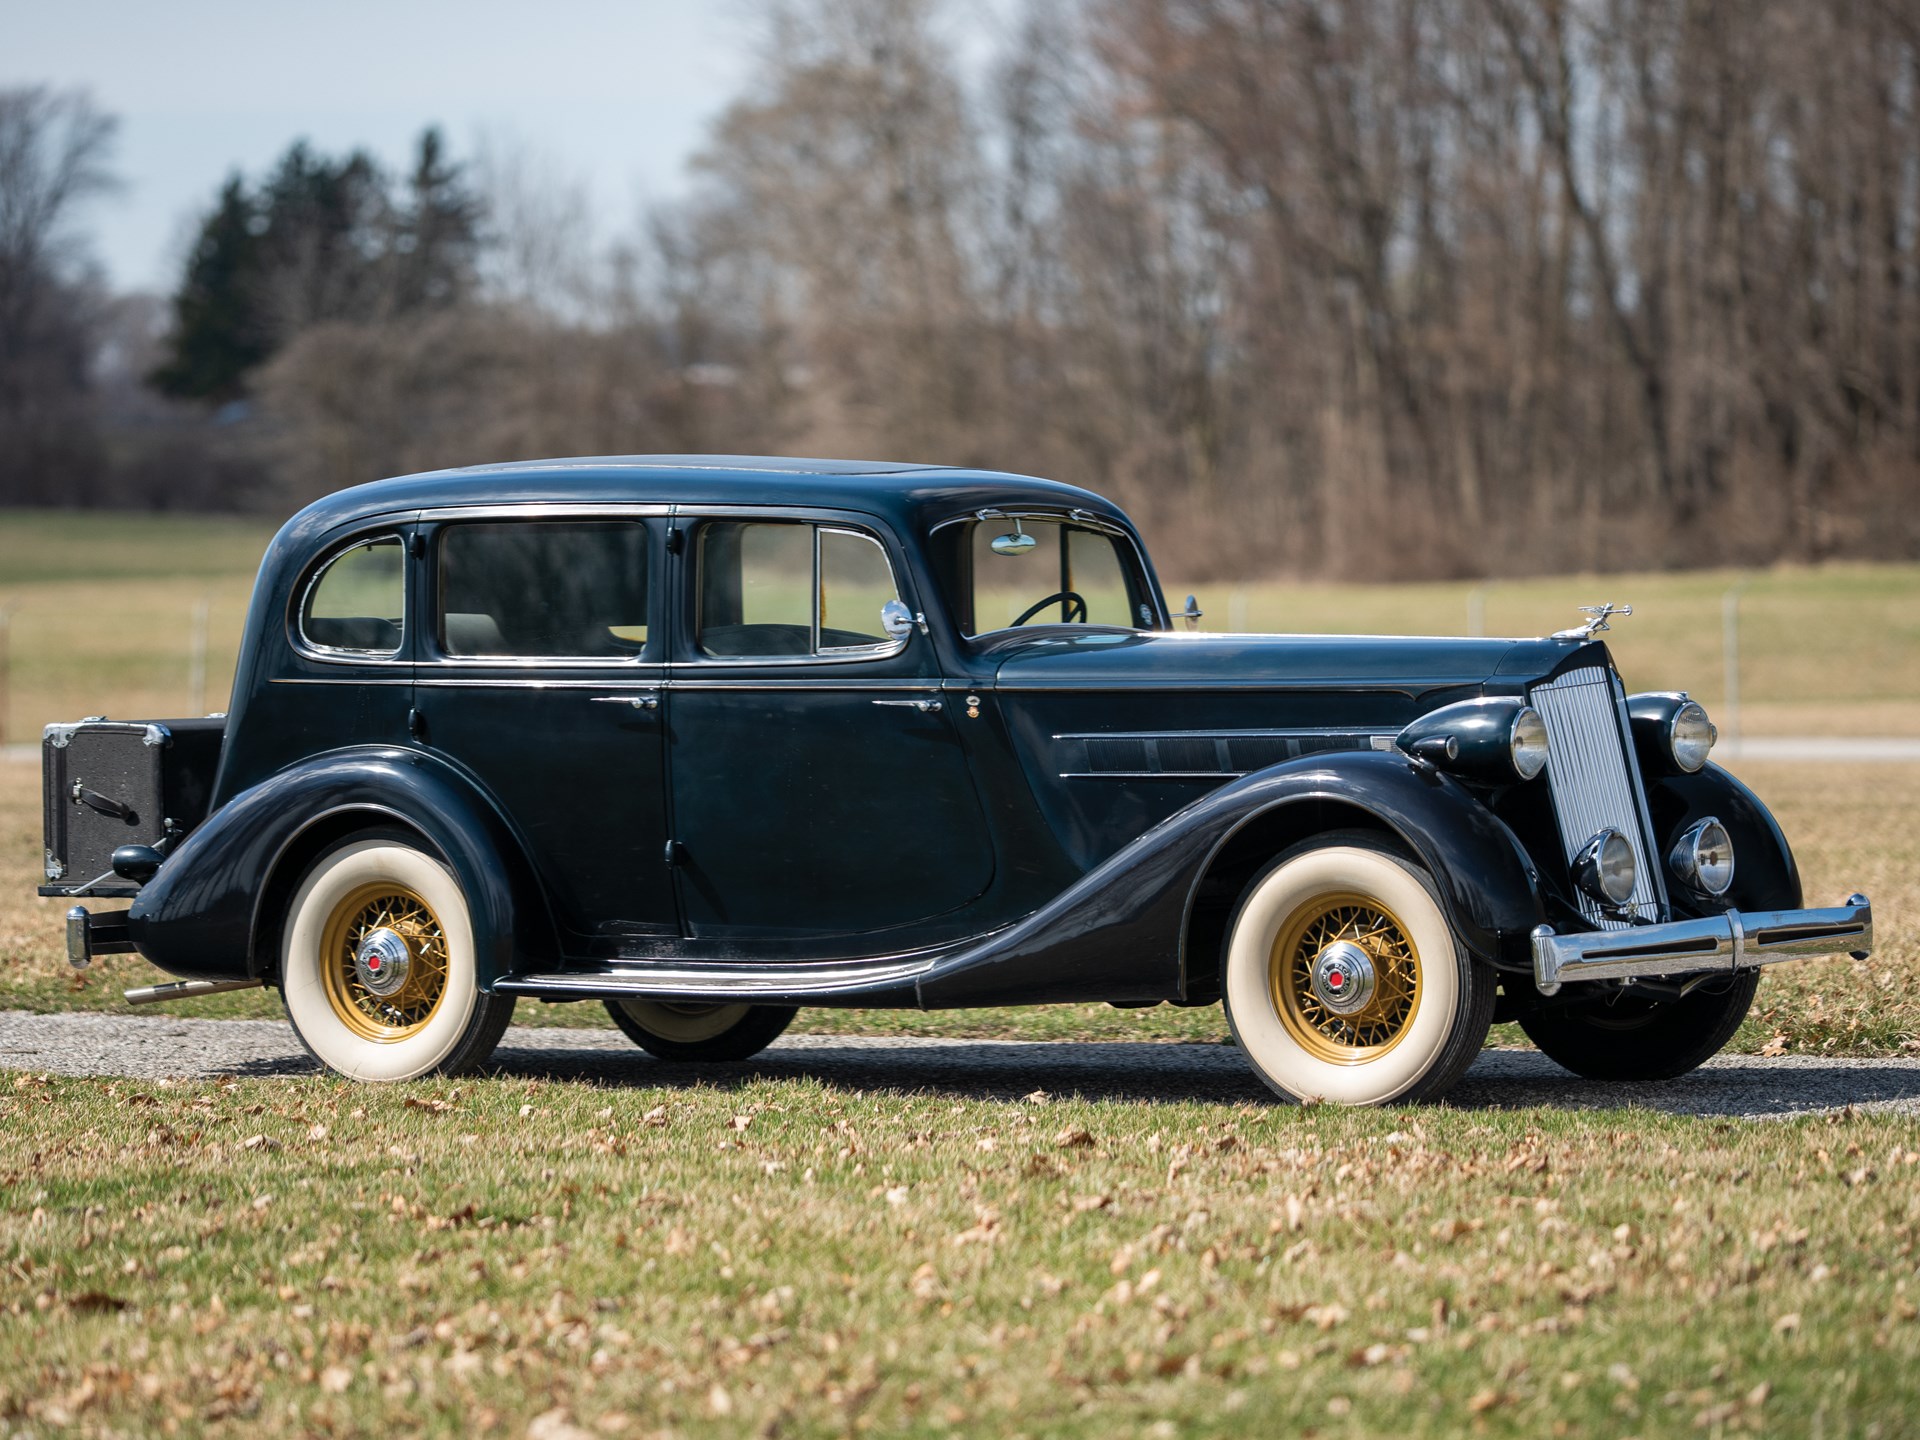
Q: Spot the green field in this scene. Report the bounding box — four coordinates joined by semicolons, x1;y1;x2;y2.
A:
1;509;1916;744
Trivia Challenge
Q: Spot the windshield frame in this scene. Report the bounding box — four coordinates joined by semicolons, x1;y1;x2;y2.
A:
928;507;1168;640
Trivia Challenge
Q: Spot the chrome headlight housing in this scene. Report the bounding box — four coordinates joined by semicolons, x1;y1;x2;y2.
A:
1669;816;1735;896
1574;828;1638;905
1626;692;1717;775
1669;700;1716;773
1509;706;1548;781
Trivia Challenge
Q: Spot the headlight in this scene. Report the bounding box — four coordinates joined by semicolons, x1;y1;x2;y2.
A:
1670;700;1716;773
1574;829;1637;905
1395;697;1548;785
1510;706;1548;781
1626;692;1717;775
1669;817;1735;895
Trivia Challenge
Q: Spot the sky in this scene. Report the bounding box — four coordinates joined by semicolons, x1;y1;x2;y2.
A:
3;0;757;293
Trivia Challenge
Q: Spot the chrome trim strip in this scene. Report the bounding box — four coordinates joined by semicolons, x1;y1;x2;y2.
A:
499;954;939;999
1531;894;1873;994
1053;726;1399;743
421;503;672;520
271;676;415;687
1059;771;1246;781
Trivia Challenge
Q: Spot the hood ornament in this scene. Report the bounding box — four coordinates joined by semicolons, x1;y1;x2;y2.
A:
1553;603;1632;641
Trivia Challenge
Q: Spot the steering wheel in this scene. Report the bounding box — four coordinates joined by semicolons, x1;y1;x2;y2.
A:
1011;590;1088;626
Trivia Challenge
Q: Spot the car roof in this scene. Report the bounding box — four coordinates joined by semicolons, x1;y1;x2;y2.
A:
288;455;1133;537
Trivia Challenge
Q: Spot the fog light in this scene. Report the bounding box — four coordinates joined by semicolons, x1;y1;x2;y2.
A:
1574;829;1637;905
1670;816;1735;896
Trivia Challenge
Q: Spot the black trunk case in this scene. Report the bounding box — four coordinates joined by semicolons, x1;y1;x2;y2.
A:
41;719;225;897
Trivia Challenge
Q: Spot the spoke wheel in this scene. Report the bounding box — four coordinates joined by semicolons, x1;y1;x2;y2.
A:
1222;835;1494;1105
1271;894;1422;1062
281;836;514;1082
319;884;451;1041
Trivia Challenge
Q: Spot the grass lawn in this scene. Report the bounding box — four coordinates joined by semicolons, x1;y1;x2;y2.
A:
3;1074;1917;1436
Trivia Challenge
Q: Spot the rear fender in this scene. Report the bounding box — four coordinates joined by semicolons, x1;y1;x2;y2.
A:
126;747;555;987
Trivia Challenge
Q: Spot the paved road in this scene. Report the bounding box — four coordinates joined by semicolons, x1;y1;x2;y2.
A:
1;1010;1915;1118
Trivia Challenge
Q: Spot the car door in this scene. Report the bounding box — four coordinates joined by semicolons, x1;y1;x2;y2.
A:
414;513;677;947
667;513;995;940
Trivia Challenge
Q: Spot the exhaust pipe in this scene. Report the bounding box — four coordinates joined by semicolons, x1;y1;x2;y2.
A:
124;979;264;1006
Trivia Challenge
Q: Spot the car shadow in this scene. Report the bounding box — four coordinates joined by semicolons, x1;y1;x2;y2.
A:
349;1036;1920;1118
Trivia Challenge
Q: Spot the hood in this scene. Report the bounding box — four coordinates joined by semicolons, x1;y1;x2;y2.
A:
990;629;1588;697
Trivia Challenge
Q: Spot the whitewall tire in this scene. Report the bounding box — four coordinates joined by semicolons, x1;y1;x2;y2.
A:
1222;837;1494;1105
603;1000;798;1062
280;838;514;1081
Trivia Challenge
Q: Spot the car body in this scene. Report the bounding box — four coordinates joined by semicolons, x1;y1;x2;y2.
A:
49;456;1875;1100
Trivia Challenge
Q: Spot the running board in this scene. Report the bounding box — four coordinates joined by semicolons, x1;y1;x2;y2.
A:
496;954;940;1006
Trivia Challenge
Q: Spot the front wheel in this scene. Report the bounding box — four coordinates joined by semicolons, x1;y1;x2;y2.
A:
281;837;515;1081
1517;970;1758;1081
1222;837;1495;1105
603;1000;797;1061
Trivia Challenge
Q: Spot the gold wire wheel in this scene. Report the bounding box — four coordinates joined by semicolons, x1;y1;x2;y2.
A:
318;882;451;1042
1270;891;1422;1063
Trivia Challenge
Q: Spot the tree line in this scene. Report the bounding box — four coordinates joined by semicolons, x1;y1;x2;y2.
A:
3;0;1917;579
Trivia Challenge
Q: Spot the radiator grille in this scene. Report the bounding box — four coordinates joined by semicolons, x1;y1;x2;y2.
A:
1529;664;1667;929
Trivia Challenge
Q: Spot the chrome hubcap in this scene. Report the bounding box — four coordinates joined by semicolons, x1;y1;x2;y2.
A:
353;927;413;998
1310;940;1376;1015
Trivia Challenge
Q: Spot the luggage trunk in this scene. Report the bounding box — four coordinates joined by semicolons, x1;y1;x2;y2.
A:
40;718;226;897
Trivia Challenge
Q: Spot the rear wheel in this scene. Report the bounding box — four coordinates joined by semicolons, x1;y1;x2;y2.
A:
603;1000;797;1062
1223;836;1495;1105
1518;971;1759;1081
281;837;515;1080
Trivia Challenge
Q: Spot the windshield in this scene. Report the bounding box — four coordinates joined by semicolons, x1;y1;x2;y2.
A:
940;516;1158;636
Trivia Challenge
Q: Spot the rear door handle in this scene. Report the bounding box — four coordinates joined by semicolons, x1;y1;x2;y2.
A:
591;694;660;710
872;698;942;713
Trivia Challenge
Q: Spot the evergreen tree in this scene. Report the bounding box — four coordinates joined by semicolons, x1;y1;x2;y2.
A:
147;176;265;402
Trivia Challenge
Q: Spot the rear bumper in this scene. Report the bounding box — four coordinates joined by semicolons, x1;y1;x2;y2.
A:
64;906;134;969
1531;894;1873;995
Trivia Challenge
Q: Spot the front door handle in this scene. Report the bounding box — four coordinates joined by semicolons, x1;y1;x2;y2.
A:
872;698;942;713
591;694;660;711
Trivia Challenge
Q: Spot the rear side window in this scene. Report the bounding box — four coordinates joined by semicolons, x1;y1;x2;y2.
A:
438;521;649;658
301;536;405;656
698;522;903;659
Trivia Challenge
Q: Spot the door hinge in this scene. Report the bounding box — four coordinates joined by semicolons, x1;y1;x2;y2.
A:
663;840;686;867
665;526;683;555
409;532;425;559
407;707;425;740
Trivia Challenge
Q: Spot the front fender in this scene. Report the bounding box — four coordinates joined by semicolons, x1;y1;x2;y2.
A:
1644;762;1802;912
127;747;555;987
916;750;1541;1008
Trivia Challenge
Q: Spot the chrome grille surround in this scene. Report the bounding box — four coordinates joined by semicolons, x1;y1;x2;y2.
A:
1529;664;1669;929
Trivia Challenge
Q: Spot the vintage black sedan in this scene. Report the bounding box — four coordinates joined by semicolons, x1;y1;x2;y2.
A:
45;457;1873;1102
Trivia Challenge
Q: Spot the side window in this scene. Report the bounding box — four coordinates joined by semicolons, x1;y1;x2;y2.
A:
438;521;649;658
300;536;405;656
698;521;903;659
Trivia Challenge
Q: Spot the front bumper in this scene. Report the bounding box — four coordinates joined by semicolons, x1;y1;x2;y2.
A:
1531;894;1873;995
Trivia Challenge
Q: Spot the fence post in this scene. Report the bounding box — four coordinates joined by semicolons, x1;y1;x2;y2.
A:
0;601;12;749
188;595;211;716
1467;585;1487;637
1228;589;1248;633
1721;581;1746;755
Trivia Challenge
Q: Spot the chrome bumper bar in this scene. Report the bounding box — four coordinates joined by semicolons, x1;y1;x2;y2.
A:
1531;894;1872;996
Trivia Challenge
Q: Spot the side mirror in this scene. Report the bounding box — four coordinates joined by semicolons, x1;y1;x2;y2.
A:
1181;595;1204;631
880;599;917;639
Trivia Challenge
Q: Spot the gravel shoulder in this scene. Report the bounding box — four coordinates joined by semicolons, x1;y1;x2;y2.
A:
2;1009;1916;1118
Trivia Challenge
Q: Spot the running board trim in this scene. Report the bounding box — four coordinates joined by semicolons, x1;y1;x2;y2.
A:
497;954;940;1004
